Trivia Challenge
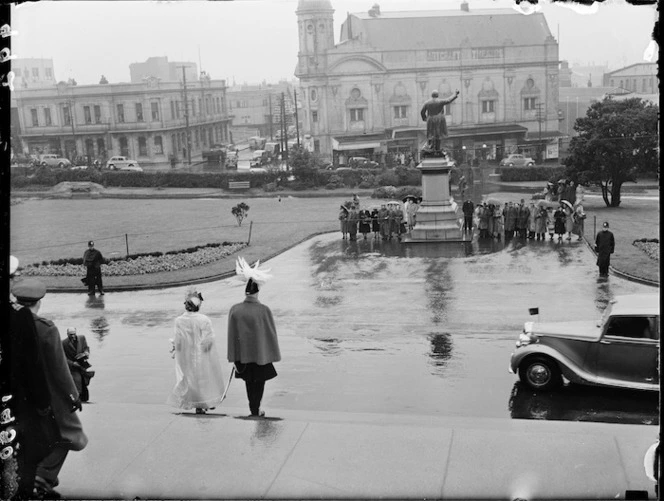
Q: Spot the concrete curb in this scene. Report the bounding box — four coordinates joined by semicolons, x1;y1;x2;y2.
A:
581;235;659;287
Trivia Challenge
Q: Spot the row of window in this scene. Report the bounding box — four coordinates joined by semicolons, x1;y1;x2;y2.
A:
14;67;54;78
111;125;225;157
28;95;227;127
609;76;656;92
311;98;537;124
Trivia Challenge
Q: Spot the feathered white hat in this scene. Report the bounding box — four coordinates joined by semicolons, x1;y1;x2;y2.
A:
236;257;272;290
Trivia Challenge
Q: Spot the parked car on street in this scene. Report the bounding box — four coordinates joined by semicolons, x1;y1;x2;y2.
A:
348;156;379;168
510;293;659;392
250;150;269;167
499;154;535;167
39;154;71;168
106;156;142;171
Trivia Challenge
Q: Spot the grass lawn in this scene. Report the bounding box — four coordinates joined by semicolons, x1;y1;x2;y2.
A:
10;190;659;289
580;195;659;284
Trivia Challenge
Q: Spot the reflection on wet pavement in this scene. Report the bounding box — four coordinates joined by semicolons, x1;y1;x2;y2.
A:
38;231;658;424
509;382;659;425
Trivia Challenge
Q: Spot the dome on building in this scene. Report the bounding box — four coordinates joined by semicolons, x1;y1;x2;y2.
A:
297;0;334;14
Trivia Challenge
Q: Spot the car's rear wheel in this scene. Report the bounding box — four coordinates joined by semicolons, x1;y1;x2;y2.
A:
508;163;514;167
527;162;534;167
58;162;65;168
109;164;115;170
41;162;47;167
519;356;562;391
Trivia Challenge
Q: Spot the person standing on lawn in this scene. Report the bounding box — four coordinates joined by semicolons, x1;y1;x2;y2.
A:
11;278;88;499
167;289;225;415
228;258;281;418
595;221;615;277
83;241;104;295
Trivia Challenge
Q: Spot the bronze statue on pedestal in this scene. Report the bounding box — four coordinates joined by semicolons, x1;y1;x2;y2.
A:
420;90;460;159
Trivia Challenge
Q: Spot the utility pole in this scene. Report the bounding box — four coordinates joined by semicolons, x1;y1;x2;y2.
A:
268;93;273;140
180;66;192;165
536;101;545;162
293;89;300;148
281;92;289;169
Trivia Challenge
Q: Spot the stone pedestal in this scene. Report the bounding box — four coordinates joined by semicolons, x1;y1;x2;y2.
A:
407;157;466;242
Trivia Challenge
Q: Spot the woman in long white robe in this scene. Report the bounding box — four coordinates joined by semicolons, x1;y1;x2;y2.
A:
167;290;225;413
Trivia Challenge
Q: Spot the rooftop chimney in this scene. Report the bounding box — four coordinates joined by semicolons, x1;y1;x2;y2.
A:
461;1;469;12
368;3;380;17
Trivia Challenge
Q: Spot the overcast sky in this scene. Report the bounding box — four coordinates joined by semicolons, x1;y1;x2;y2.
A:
11;0;657;86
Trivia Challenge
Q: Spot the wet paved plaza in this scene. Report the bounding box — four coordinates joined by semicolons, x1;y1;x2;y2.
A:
38;232;658;424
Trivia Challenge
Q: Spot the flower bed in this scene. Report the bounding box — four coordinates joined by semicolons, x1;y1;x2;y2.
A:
22;242;247;277
632;238;659;261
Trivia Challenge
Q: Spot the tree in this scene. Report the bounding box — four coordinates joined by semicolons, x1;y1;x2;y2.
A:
231;202;250;226
289;145;324;184
564;97;658;207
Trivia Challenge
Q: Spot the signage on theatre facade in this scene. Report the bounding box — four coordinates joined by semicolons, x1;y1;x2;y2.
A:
425;47;504;62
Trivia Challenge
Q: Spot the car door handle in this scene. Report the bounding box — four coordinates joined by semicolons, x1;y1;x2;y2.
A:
600;340;612;344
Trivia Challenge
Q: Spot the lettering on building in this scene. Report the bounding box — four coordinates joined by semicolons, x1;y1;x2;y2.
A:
471;48;503;59
426;50;460;62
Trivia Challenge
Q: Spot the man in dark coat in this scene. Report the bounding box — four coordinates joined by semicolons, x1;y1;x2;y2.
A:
461;199;474;233
594;221;615;277
504;202;517;239
420;90;460;152
62;328;93;402
228;258;281;418
83;240;104;295
2;257;53;500
516;199;530;238
12;278;88;499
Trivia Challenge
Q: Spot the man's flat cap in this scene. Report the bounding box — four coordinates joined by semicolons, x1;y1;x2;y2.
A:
12;278;47;302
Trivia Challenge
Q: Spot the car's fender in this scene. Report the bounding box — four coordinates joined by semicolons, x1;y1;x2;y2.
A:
510;344;591;385
511;344;659;391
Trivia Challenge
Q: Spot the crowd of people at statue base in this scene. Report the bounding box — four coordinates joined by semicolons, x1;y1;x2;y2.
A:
337;194;421;242
461;197;586;242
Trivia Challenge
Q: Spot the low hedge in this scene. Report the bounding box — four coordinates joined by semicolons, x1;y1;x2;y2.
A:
498;166;566;182
11;166;422;191
11;169;280;190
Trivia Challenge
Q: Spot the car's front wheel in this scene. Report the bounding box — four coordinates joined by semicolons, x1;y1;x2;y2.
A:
41;162;47;167
109;164;115;170
519;356;562;391
58;162;65;168
527;162;534;167
508;163;514;167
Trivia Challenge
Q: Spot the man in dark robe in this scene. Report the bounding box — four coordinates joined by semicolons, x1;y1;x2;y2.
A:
62;328;93;402
420;90;460;153
594;221;615;277
83;240;104;296
12;279;88;499
228;259;281;418
2;257;53;500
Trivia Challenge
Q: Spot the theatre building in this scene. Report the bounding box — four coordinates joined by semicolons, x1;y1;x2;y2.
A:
295;0;563;165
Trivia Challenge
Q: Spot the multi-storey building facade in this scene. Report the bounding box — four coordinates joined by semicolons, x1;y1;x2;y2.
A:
14;75;231;165
295;0;563;164
129;56;198;85
227;81;299;141
603;62;657;93
12;58;57;89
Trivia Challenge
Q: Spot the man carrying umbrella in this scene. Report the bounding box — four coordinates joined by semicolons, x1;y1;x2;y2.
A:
560;199;574;241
